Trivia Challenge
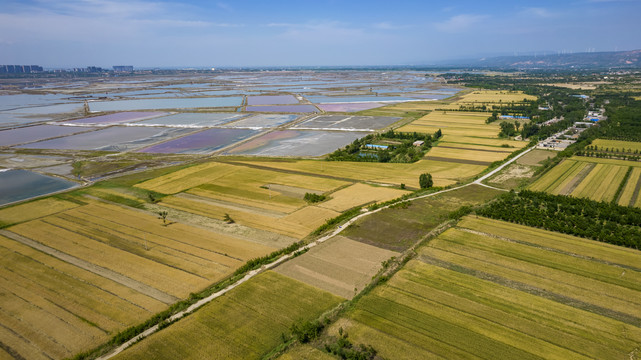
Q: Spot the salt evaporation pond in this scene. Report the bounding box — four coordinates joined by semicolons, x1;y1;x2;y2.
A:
317;103;386;112
17;126;197;151
247;95;299;105
0;93;72;111
0;169;77;206
294;115;400;131
138;128;259;154
306;95;419;103
223;114;299;129
0;125;96;147
245;105;318;113
133;112;248;128
229;130;368;157
62;112;168;126
89;97;243;112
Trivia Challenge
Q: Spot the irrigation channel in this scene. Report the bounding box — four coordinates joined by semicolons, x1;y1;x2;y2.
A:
98;146;535;359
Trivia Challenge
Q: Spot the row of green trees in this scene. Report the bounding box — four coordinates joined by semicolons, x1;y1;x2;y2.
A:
477;190;641;249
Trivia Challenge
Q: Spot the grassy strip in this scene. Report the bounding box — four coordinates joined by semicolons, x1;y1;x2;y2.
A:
311;207;362;236
612;166;633;204
367;187;444;211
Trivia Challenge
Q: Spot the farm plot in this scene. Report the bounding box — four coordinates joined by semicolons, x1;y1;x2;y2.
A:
0;234;168;360
458;90;537;105
159;195;322;239
7;201;274;299
0;124;96;147
137;128;260;154
0;197;80;227
275;235;398;299
131;112;248;127
342;185;502;251
334;216;641;360
234;158;485;188
530;158;631;201
569;163;628;201
318;183;409;212
222;114;299;128
529;159;591;194
591;139;641;153
136;161;348;209
425;146;511;164
227;130;369;157
397;111;502;138
188;174;337;214
113;271;343;360
16;126;198;151
439;134;524;148
516;149;555;166
61;111;167;126
293;115;400;131
618;167;641;206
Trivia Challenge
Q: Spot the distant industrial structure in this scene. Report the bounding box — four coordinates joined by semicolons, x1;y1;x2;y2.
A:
113;65;134;72
0;65;43;74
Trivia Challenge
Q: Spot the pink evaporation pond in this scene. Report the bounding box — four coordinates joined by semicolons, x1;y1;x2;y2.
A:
247;95;299;105
137;128;259;154
317;103;386;112
62;111;167;125
0;125;96;147
245;105;318;113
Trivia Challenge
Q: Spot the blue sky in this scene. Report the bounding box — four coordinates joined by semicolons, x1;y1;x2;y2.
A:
1;0;640;67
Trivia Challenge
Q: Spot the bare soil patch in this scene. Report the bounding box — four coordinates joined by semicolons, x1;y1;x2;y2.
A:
274;235;398;299
516;149;555;166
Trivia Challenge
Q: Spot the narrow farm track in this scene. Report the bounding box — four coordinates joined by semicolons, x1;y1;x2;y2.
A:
0;230;179;305
97;146;535;360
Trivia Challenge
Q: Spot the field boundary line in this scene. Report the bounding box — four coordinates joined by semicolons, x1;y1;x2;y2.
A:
417;254;641;327
457;227;641;272
96;145;536;359
0;229;179;305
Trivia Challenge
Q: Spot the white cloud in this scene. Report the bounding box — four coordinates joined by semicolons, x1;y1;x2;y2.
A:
216;2;232;12
372;22;411;30
519;7;557;18
434;14;488;33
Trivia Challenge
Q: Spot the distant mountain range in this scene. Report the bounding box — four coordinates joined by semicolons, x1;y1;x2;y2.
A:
439;49;641;70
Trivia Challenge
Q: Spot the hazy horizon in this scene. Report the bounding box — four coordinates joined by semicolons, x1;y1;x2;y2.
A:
2;0;640;68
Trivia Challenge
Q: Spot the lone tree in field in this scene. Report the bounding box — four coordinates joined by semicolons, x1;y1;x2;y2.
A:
223;213;235;224
158;210;168;224
419;173;433;189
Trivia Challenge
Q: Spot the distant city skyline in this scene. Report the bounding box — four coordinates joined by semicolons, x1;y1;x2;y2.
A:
1;0;640;67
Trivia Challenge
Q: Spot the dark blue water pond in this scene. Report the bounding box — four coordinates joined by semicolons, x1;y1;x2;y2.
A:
0;169;77;206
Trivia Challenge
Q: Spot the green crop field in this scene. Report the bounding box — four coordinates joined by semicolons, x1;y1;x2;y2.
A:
570;163;628;201
618;167;641;206
342;184;502;251
591;139;641;153
334;216;641;359
530;158;636;202
114;271;343;360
